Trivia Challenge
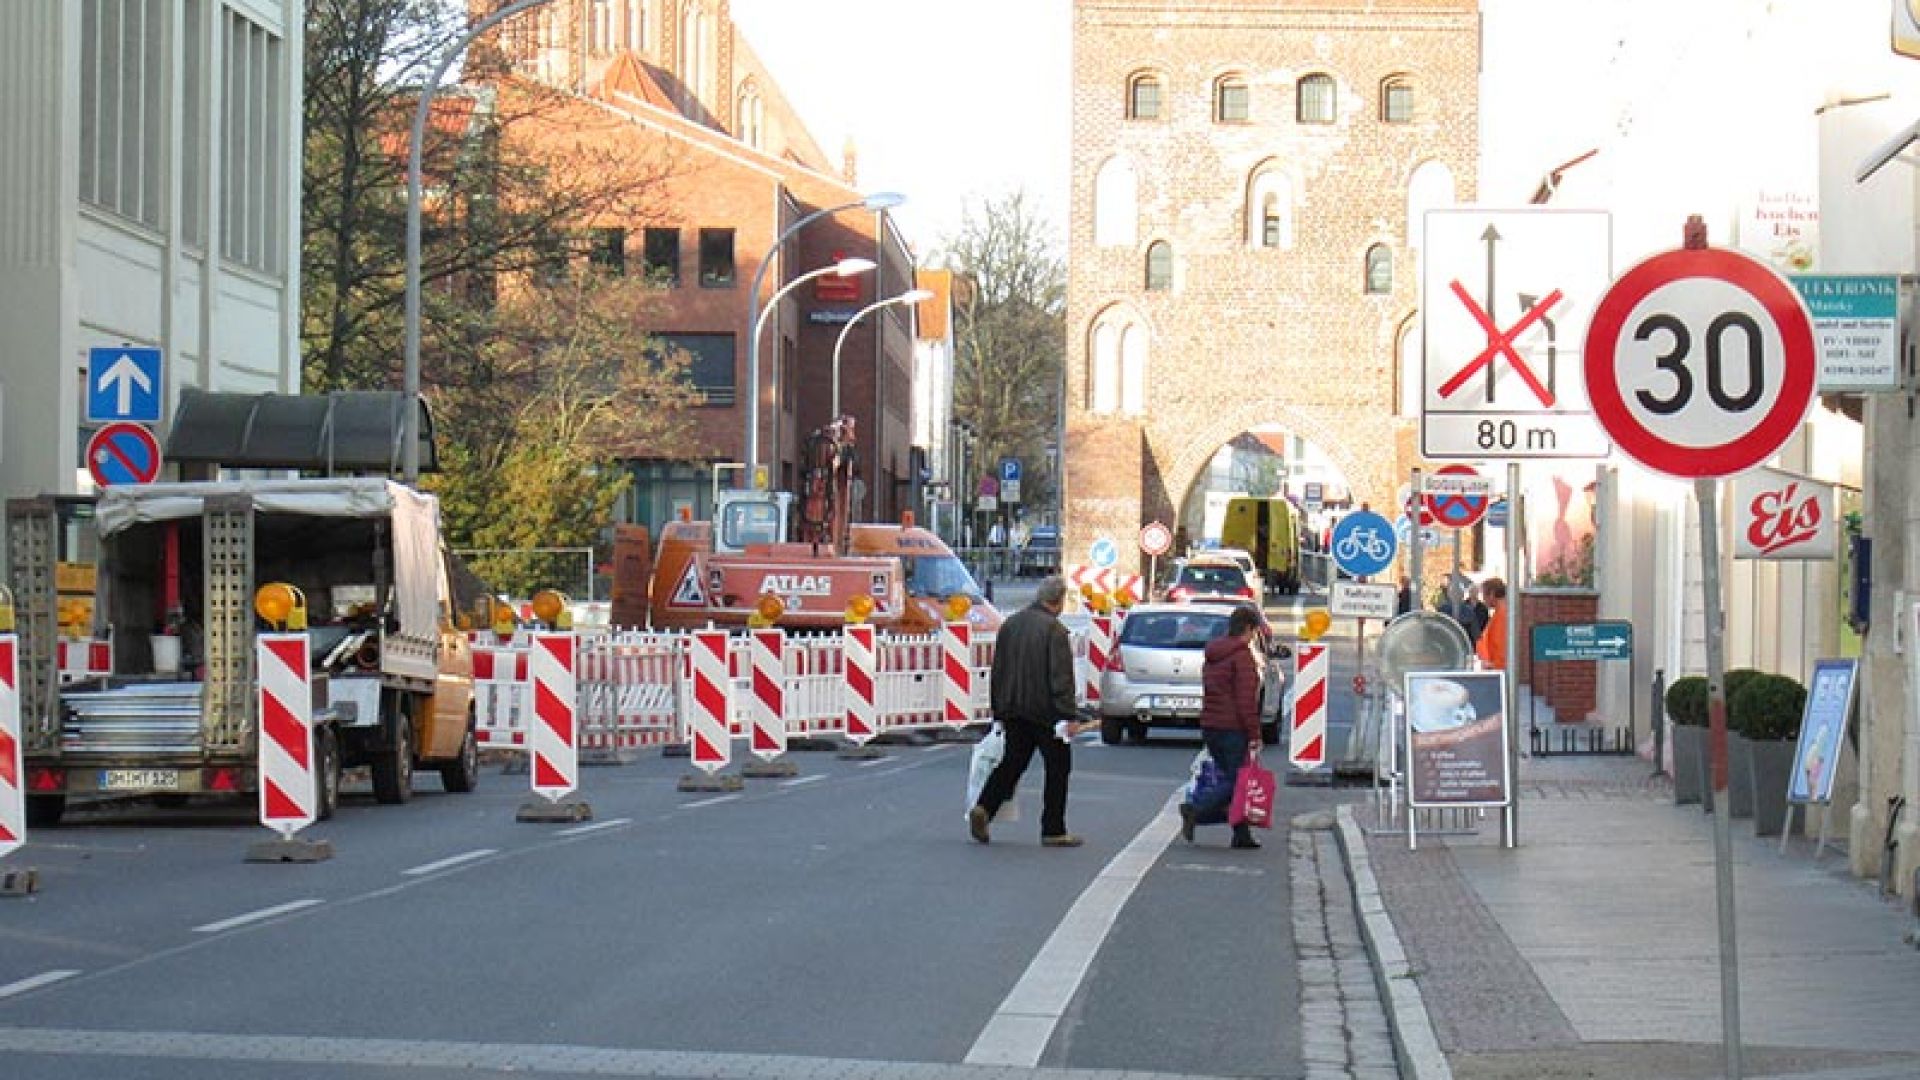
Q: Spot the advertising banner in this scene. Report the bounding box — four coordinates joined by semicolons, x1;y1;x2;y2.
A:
1404;670;1510;808
1732;468;1836;561
1788;658;1858;806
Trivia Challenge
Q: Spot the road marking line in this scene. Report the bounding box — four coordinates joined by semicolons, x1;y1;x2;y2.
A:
192;899;325;934
0;971;79;999
780;775;824;788
557;817;630;837
402;849;499;876
964;797;1180;1067
857;757;891;768
682;794;740;808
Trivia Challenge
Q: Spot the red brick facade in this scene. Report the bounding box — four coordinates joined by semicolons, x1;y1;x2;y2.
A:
1064;0;1479;573
1518;589;1601;720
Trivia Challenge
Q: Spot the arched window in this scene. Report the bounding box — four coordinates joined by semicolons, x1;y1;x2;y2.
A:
1246;167;1292;250
624;0;647;53
1397;319;1421;418
1127;72;1162;120
1365;244;1393;294
1093;156;1138;248
1091;322;1120;414
591;0;611;53
1380;75;1413;123
680;3;708;101
736;83;763;148
1405;160;1456;251
1120;325;1147;415
1297;74;1335;124
1145;241;1173;291
1214;74;1249;123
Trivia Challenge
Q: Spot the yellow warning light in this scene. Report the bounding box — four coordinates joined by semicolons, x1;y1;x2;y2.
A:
944;594;972;623
1087;590;1112;615
1113;586;1137;608
1302;609;1331;641
531;589;570;628
490;601;516;636
0;585;15;633
845;593;875;624
253;583;308;631
753;593;786;627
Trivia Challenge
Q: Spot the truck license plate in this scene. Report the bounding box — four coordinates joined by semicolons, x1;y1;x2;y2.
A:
98;769;181;791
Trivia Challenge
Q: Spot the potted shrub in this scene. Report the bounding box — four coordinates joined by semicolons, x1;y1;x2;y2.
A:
1722;668;1764;819
1733;673;1807;837
1666;676;1707;806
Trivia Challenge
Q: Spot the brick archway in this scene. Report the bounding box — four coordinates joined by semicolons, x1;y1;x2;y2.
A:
1158;405;1386;529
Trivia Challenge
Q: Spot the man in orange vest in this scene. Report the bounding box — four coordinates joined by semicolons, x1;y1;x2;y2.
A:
1475;577;1509;670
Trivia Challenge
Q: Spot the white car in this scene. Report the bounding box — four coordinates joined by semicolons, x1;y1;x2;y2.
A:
1095;601;1291;745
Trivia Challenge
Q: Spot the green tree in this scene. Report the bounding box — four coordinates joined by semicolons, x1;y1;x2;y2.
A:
937;192;1067;513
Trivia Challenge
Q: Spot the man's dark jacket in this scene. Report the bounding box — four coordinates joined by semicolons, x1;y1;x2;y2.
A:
990;603;1078;725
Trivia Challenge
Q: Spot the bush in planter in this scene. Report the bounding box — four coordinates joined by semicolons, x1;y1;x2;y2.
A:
1665;676;1708;805
1720;668;1767;818
1732;673;1808;837
1666;676;1708;726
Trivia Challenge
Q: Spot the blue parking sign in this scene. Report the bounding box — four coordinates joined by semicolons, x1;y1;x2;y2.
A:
1000;457;1021;483
86;346;164;423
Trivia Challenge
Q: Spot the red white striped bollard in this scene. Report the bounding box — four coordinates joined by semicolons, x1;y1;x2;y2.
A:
518;632;590;821
842;624;879;750
687;629;732;773
0;634;26;883
1289;642;1329;772
741;628;797;778
247;633;332;862
943;621;973;728
1085;614;1114;706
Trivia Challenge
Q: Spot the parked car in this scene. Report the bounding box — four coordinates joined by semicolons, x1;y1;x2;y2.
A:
1096;601;1290;745
1019;525;1061;576
1163;557;1260;603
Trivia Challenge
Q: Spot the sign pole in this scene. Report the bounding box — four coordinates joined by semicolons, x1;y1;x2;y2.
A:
1696;476;1744;1080
1504;462;1521;849
1409;468;1424;612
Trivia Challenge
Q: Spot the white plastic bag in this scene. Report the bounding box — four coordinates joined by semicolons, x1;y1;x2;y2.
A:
966;725;1019;823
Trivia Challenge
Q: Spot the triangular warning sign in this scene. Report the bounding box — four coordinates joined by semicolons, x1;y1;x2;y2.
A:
668;560;707;608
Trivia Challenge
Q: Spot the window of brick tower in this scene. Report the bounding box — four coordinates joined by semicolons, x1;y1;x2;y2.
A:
1297;74;1335;124
1128;72;1162;120
1214;76;1249;123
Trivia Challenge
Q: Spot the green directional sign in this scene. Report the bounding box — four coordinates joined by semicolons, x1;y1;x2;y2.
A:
1531;620;1632;662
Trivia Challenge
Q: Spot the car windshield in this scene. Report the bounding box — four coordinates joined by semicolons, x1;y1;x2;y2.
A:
1119;610;1229;649
902;554;986;601
1179;566;1245;589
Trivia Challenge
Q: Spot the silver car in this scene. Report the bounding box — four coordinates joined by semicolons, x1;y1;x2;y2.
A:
1096;601;1291;745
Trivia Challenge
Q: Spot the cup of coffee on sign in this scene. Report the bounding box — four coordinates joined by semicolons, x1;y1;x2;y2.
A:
1410;678;1475;734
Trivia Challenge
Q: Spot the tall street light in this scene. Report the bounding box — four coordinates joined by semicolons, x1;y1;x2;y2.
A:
403;0;557;484
747;257;876;487
831;289;933;419
744;191;905;486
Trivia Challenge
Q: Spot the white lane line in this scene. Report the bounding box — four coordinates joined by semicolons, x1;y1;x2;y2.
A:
682;794;741;808
964;797;1180;1067
857;757;892;768
192;898;325;934
0;971;80;1000
557;817;631;837
402;849;499;876
780;775;825;788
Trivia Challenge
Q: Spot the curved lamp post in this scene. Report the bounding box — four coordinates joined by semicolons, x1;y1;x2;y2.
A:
403;0;557;484
744;191;904;485
745;257;876;486
831;289;933;419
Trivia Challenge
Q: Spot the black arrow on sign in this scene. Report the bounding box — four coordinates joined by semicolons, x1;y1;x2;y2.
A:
1519;292;1558;398
1480;225;1501;403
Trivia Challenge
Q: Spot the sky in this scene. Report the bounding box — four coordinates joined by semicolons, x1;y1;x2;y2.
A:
727;0;1073;260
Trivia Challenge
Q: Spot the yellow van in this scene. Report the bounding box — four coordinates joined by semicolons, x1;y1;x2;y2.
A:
1220;497;1302;594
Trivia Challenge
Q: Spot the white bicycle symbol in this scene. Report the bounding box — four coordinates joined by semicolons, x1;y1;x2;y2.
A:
1335;528;1390;564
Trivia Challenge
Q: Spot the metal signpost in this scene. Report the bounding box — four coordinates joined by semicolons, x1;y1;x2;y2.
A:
1584;217;1818;1080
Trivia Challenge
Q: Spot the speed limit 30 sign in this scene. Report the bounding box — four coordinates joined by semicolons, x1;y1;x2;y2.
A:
1584;246;1816;479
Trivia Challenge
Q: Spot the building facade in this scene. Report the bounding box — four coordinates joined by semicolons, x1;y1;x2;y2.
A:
0;0;305;502
474;0;921;536
1063;0;1480;574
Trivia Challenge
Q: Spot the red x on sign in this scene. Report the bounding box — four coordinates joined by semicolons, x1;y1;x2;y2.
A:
1437;282;1564;407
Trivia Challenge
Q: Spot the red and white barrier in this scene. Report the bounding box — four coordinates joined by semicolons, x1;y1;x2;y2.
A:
473;645;530;749
529;633;578;800
687;630;731;771
843;624;878;745
748;628;786;760
1084;615;1114;706
256;633;316;837
0;636;23;859
57;638;112;685
943;622;972;728
1290;642;1329;772
578;640;679;754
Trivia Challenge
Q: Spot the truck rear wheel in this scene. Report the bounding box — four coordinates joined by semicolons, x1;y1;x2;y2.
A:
438;721;479;794
26;794;65;827
315;726;342;820
371;698;415;805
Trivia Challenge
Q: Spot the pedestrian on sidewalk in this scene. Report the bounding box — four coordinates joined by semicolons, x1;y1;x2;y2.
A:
1475;577;1508;670
1180;604;1265;850
969;575;1084;848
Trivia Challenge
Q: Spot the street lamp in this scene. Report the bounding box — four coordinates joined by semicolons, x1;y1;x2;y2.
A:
831;288;933;418
745;257;876;486
744;191;905;485
403;0;558;484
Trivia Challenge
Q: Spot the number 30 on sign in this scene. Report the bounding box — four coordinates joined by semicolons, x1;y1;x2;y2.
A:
1583;246;1817;480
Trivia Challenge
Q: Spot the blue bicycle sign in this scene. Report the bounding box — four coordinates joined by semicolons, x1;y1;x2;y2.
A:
1330;510;1398;578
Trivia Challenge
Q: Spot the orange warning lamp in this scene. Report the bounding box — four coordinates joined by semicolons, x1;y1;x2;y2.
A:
490;600;516;637
751;592;786;628
1088;590;1112;615
1302;609;1331;641
1113;585;1137;608
531;589;572;630
0;585;14;633
944;594;972;623
253;582;308;631
901;510;916;528
845;593;875;624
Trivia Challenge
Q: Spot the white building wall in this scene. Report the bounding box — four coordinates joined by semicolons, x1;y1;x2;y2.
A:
0;0;302;504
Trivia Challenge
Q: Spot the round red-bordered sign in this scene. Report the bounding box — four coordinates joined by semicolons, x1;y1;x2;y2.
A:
1583;247;1816;479
86;421;163;486
1139;520;1172;557
1422;464;1489;530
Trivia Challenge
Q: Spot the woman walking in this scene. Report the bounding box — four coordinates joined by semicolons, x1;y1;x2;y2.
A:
1179;605;1265;850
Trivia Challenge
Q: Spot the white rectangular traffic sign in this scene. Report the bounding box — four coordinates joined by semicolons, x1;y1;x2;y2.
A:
86;346;164;423
1420;473;1493;496
1330;580;1397;620
1421;209;1613;460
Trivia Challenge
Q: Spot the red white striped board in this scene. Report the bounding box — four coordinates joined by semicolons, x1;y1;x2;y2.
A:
843;624;878;745
687;630;731;771
943;621;972;727
256;633;315;837
1085;615;1114;706
529;633;578;800
57;638;112;685
1290;642;1329;772
748;628;786;760
0;636;23;858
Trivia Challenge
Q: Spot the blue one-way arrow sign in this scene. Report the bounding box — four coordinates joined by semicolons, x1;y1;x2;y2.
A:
86;346;163;423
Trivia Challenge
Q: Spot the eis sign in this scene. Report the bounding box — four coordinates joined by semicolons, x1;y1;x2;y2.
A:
1732;468;1835;561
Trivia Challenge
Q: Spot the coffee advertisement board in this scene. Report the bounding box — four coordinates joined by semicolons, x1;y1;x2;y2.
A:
1404;670;1510;808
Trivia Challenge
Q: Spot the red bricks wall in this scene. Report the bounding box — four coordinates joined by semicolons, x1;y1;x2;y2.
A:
1518;590;1601;720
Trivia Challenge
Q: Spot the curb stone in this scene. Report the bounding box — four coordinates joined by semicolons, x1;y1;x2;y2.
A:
1335;803;1452;1080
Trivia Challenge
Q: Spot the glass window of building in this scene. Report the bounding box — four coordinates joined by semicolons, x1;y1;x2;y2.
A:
1297;74;1335;124
698;228;735;287
1365;244;1392;294
1382;76;1413;123
1215;76;1249;123
1145;241;1173;291
1128;73;1162;120
643;228;680;284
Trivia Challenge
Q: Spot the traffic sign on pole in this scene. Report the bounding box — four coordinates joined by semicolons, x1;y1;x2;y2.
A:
1423;464;1490;530
86;346;163;423
86;422;163;487
1329;511;1397;578
1138;521;1172;557
1583;245;1817;479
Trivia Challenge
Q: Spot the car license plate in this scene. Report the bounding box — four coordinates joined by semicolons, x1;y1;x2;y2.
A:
98;769;181;791
1154;696;1201;714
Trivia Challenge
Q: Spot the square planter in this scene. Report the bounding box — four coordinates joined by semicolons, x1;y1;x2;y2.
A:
1670;724;1703;805
1726;732;1754;819
1748;738;1797;837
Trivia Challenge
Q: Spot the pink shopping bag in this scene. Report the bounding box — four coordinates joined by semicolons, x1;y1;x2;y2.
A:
1228;755;1276;829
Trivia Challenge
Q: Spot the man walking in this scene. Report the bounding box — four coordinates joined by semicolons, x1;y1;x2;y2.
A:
969;575;1084;847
